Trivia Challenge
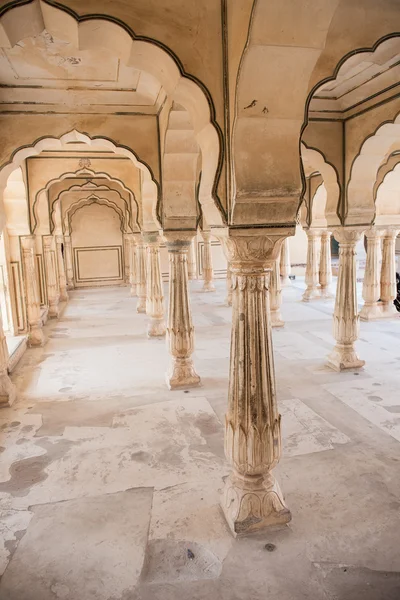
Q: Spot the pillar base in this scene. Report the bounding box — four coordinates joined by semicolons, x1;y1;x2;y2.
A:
202;281;216;292
59;290;69;302
226;297;232;307
166;358;201;390
271;310;284;328
326;344;365;372
147;318;166;338
302;287;320;302
28;326;45;347
379;302;399;319
281;276;291;287
48;303;59;319
221;472;291;537
130;284;137;297
319;287;334;300
360;303;381;321
0;371;17;408
137;298;146;313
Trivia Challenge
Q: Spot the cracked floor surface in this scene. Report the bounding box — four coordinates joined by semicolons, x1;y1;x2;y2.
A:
0;280;399;599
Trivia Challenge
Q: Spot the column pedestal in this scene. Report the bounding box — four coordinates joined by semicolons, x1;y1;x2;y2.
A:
319;231;334;299
380;229;399;319
145;232;166;337
360;228;382;321
280;238;291;286
136;238;147;313
327;228;365;371
303;229;321;301
21;236;45;347
218;228;292;536
164;231;200;390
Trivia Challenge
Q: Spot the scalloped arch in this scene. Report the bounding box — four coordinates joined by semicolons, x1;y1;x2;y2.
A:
65;194;126;236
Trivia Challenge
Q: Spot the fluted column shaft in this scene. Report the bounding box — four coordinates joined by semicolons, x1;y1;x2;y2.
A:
124;235;130;284
0;307;16;407
319;231;334;298
270;257;284;327
164;231;200;390
327;228;365;371
144;232;166;337
136;238;147;314
226;264;233;307
21;236;45;347
55;236;68;302
43;236;60;318
280;238;291;286
187;238;197;280
302;229;321;301
202;231;216;292
380;229;399;318
129;236;137;297
218;229;292;536
360;228;382;321
64;235;74;289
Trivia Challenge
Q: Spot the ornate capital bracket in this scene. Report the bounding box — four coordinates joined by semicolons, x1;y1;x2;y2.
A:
143;231;161;247
213;227;295;271
332;226;365;246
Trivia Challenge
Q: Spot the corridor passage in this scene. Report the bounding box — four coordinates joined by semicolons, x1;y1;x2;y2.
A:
0;281;399;599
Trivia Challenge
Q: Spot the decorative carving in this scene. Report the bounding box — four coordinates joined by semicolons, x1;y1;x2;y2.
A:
21;236;45;347
302;229;321;301
201;231;216;292
360;228;382;321
319;231;334;299
279;238;291;287
327;227;365;371
380;229;399;319
135;238;147;314
144;232;166;337
55;235;68;302
78;157;91;169
216;230;291;535
164;231;200;389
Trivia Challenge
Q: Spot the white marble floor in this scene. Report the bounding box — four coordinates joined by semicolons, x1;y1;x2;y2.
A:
0;279;400;599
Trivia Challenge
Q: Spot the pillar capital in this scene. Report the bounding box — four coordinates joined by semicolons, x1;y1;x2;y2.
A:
214;227;295;271
364;227;383;240
143;231;161;247
163;230;196;251
331;227;365;246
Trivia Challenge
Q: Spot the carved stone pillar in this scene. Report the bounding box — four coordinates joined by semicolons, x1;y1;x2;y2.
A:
144;232;166;337
136;237;147;314
0;308;16;408
187;238;197;280
270;257;284;327
217;228;292;536
55;235;68;302
360;228;382;321
201;231;216;292
226;264;233;307
64;235;74;289
21;236;45;347
380;229;399;318
319;230;334;299
327;228;365;371
129;236;137;297
280;238;291;286
124;235;130;284
164;231;200;390
43;236;60;318
302;229;321;301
